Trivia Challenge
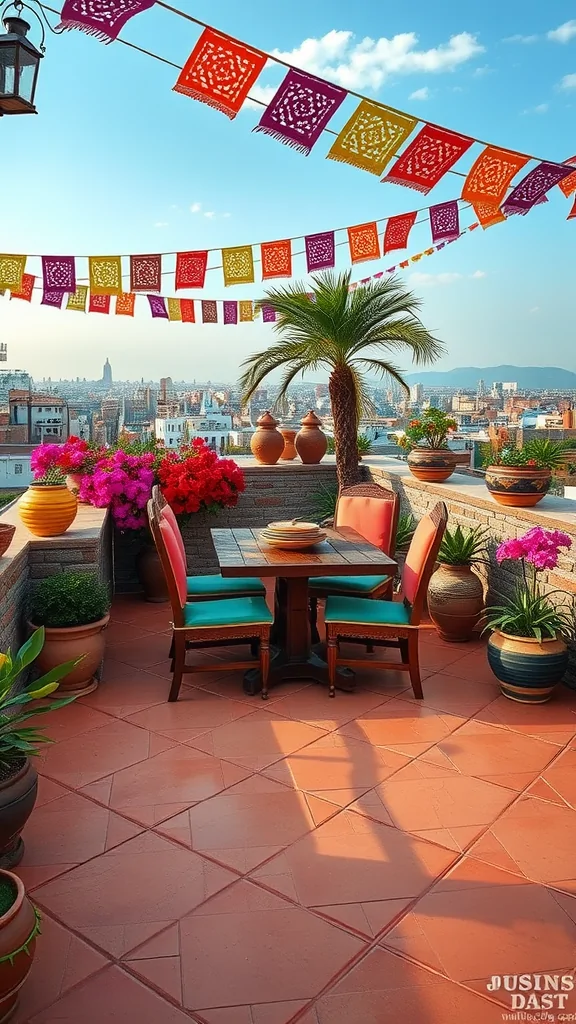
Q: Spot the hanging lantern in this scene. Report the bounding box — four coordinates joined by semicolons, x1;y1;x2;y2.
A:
0;8;43;115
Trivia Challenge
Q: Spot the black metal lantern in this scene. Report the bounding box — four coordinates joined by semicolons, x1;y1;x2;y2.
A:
0;7;43;115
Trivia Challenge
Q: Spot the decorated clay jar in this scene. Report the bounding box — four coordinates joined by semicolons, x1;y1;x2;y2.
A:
295;411;328;464
279;429;298;461
250;412;285;465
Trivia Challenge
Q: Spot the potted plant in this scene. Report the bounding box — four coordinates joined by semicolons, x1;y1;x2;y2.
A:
0;869;41;1020
18;459;77;538
29;572;111;696
484;527;573;702
428;524;488;641
396;408;459;483
482;438;570;508
0;627;77;867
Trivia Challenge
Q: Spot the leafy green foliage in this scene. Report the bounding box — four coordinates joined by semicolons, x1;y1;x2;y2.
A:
484;587;573;642
356;433;373;455
395;513;416;552
0;628;79;768
481;438;571;470
308;483;338;524
397;408;457;450
30;572;110;629
35;467;66;485
438;524;488;566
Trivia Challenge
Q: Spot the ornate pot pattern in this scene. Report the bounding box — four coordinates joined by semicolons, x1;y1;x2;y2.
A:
484;466;551;507
407;447;458;483
428;564;484;642
487;630;568;703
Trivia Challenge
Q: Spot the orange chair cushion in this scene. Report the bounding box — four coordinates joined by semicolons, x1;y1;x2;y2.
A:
336;495;395;554
402;514;437;606
159;518;187;608
161;504;186;565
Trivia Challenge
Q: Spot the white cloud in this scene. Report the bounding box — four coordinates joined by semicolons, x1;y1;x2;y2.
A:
203;211;215;219
154;221;168;228
473;64;493;76
409;86;429;100
522;102;549;114
470;269;487;278
548;20;576;43
245;83;277;110
560;73;576;89
503;34;539;44
190;202;202;214
268;29;483;92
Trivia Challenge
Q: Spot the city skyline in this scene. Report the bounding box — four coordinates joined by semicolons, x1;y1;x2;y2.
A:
1;2;575;378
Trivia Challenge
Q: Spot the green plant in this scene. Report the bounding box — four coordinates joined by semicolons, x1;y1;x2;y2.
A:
395;513;416;552
240;270;443;490
481;438;571;470
438;524;488;566
308;483;338;523
356;433;372;455
0;628;78;767
35;467;66;485
396;408;458;451
29;572;111;629
484;588;573;642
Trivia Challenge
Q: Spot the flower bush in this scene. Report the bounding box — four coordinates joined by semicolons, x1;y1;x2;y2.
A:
157;438;245;516
396;408;457;450
79;449;156;531
31;436;104;480
484;527;573;640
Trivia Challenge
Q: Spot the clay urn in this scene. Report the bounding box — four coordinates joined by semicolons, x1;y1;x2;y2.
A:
250;411;285;465
279;429;298;461
295;411;328;464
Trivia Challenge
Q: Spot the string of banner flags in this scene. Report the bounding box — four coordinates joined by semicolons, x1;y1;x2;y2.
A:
42;0;576;213
0;223;480;324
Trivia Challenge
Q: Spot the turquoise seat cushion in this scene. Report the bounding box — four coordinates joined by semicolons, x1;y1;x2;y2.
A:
309;574;391;595
187;575;265;598
324;595;411;627
183;596;273;629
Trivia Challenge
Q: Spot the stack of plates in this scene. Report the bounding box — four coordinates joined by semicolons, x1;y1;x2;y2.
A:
260;520;327;550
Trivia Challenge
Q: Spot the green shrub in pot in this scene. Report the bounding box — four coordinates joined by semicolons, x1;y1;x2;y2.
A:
29;572;111;697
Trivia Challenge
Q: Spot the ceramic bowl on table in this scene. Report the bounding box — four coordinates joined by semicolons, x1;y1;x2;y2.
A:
260;520;327;551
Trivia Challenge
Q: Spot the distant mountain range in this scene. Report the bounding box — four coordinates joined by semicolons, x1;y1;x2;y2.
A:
403;366;576;390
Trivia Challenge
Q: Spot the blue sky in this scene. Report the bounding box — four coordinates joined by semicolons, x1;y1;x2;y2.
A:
1;0;575;381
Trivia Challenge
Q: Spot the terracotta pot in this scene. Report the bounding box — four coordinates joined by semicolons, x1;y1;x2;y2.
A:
0;526;15;559
136;543;169;603
0;761;37;869
484;465;551;507
428;564;484;642
29;615;110;696
487;630;568;703
250;411;285;465
295;411;327;464
0;871;39;1023
407;447;458;483
279;429;297;461
18;484;77;538
65;473;89;503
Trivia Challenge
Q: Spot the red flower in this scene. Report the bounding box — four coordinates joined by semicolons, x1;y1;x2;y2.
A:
157;439;244;517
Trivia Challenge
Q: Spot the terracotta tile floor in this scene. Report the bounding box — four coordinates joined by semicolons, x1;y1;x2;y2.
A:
15;593;576;1023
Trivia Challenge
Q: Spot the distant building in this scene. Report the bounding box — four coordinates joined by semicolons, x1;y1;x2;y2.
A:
155;393;233;451
410;383;424;405
102;359;112;388
0;370;32;404
7;390;69;444
0;446;34;488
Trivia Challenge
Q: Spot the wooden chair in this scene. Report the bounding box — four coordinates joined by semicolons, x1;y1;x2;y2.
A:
148;501;272;702
309;483;399;642
150;486;265;601
324;501;448;699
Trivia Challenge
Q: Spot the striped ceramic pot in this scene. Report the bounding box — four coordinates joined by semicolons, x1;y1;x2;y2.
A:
484;466;551;507
487;630;568;703
407;447;458;483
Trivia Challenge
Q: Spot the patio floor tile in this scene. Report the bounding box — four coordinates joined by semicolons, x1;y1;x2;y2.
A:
33;831;237;958
38;719;176;789
189;710;328;771
156;773;337;873
420;718;560;787
126;687;257;743
399;671;500;717
79;659;172;717
79;744;251;826
271;685;392;732
337;699;466;757
298;946;507;1023
250;809;456;927
125;879;364;1015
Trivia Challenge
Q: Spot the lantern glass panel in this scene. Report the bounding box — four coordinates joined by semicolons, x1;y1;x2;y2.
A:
0;40;38;104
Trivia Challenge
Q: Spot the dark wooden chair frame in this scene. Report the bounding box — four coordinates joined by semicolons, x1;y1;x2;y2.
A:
326;501;448;700
148;500;271;702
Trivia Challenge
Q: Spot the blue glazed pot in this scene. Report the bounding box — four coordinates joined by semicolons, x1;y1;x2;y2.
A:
487;630;568;703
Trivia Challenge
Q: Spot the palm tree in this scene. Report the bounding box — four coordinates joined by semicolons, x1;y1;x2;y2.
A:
240;270;444;489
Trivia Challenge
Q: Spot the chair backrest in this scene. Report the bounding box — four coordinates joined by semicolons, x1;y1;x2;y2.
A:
160;503;187;566
335;483;399;556
147;500;186;626
401;501;448;624
151;485;166;514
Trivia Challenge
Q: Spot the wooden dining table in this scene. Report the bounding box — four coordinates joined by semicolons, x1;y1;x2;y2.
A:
211;526;398;695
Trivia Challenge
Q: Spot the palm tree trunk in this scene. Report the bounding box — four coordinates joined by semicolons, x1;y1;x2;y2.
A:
329;365;361;489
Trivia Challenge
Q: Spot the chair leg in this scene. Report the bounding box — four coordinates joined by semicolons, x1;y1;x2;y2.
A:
399;638;409;664
327;636;338;698
250;639;259;657
407;633;423;699
260;637;270;700
168;633;186;702
309;597;320;645
169;633;174;661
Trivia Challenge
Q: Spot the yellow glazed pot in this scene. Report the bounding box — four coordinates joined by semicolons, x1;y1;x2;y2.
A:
18;484;77;538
